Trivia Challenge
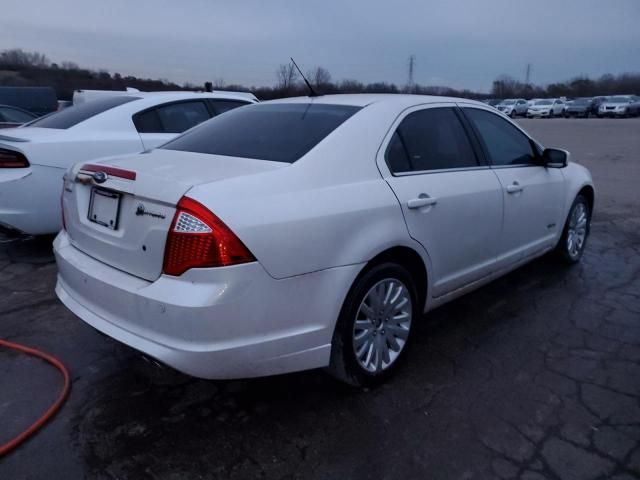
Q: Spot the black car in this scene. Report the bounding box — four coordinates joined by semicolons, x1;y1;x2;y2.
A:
0;104;38;128
0;86;58;117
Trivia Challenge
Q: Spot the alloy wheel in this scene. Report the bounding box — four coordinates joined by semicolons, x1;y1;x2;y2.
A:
352;278;412;373
566;202;588;259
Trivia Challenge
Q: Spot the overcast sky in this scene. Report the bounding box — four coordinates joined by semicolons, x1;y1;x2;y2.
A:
1;0;638;92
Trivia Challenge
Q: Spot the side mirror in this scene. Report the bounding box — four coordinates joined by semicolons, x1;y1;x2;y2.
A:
542;148;569;168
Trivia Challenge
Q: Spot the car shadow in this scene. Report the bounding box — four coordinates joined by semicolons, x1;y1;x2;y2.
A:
72;252;575;477
0;234;56;264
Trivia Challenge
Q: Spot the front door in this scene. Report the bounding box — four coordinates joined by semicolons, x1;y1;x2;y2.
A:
462;107;565;267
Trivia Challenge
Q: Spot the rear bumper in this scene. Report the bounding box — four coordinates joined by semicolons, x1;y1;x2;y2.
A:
0;165;63;235
54;231;363;379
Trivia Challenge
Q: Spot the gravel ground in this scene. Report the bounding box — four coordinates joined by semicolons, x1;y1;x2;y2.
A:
1;118;639;480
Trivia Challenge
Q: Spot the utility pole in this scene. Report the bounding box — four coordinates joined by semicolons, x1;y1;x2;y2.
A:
525;63;532;85
407;54;416;88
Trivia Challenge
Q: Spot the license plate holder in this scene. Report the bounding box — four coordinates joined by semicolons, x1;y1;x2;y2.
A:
88;188;121;230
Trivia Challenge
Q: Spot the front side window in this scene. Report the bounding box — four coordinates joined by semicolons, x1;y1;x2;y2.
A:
134;101;211;134
464;108;536;166
29;96;140;129
385;107;478;174
162;103;360;163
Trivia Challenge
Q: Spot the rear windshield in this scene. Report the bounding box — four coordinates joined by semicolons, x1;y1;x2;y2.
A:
29;96;140;129
162;103;361;163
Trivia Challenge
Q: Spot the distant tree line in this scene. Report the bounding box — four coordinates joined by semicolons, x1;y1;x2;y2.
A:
490;73;640;99
1;49;638;102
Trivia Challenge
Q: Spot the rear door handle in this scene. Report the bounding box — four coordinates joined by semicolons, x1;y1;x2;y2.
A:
407;194;438;209
506;182;523;194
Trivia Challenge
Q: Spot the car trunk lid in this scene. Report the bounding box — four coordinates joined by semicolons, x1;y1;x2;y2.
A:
63;149;286;281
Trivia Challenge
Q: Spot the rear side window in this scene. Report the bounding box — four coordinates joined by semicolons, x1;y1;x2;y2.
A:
464;108;536;166
210;99;250;115
385;107;478;173
134;101;212;134
162;103;361;163
29;96;139;129
0;107;36;123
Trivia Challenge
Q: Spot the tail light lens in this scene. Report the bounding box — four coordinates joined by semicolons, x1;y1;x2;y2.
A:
163;196;255;276
0;148;29;168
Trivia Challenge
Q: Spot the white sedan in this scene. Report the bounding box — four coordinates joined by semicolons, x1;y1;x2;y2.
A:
526;99;565;118
0;91;256;235
54;94;594;386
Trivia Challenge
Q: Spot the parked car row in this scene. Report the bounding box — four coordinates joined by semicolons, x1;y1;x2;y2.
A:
483;95;640;118
1;90;594;386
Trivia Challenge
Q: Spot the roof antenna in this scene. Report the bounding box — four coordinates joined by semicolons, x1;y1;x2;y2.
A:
290;57;318;97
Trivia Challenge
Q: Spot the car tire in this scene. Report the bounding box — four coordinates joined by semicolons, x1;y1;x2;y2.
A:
555;194;591;264
327;262;418;387
510;110;516;118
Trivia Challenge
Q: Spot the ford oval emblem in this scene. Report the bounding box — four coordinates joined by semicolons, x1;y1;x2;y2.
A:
93;171;108;184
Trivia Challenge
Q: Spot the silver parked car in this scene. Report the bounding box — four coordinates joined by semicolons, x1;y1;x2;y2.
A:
496;98;528;118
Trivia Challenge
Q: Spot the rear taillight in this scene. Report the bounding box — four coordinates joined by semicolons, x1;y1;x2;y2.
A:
163;197;255;276
0;149;29;168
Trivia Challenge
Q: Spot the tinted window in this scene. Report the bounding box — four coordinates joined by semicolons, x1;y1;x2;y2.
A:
133;109;163;133
0;107;36;123
29;96;139;129
211;99;250;115
134;101;212;134
385;108;477;173
163;103;360;163
464;108;536;166
157;101;210;133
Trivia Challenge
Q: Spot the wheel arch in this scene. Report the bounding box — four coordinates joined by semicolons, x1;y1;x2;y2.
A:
578;185;595;218
352;245;430;313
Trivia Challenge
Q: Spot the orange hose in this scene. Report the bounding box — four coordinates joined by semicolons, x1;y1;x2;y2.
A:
0;339;71;456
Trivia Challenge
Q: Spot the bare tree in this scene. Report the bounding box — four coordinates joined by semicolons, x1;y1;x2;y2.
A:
61;61;79;70
276;62;297;90
0;49;49;68
306;66;332;88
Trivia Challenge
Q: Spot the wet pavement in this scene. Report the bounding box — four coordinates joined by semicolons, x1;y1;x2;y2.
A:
1;118;639;479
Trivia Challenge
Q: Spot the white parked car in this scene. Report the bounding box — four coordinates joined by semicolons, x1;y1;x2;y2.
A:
54;95;594;386
527;99;565;118
0;91;256;235
496;98;528;117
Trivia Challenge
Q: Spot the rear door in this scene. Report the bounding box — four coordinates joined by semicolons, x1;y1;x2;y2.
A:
461;106;564;268
133;100;213;150
379;104;503;297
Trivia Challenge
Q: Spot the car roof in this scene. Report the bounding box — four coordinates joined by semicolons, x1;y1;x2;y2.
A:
265;93;488;109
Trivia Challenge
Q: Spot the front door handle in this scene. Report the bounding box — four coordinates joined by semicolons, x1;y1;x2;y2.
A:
407;194;438;209
506;182;523;194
